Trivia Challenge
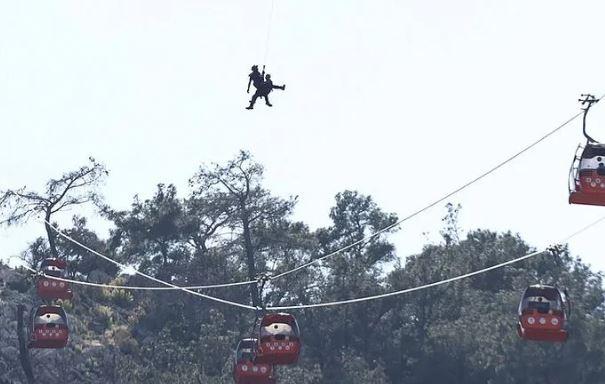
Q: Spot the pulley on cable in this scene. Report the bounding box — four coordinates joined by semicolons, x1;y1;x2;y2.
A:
569;94;605;206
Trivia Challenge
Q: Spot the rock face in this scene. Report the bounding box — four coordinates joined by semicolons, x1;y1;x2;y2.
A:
0;264;233;384
0;265;125;384
0;266;31;383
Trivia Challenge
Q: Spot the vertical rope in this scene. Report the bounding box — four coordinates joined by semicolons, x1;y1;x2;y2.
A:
263;0;275;65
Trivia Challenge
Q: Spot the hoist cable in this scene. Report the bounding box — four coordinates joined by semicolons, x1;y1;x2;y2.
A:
263;0;276;65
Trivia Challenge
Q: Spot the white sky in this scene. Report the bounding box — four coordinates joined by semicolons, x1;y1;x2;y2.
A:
1;0;605;274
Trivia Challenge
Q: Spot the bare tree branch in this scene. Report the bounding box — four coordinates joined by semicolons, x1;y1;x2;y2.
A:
0;158;108;260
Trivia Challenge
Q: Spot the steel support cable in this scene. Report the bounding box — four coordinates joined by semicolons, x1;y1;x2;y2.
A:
265;215;605;311
32;97;603;293
269;105;600;282
31;96;604;309
43;219;256;310
18;264;253;291
37;216;605;311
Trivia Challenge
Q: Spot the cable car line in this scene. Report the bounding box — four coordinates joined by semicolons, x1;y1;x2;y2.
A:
13;250;259;291
560;214;605;241
37;96;602;294
264;215;605;311
40;215;605;311
31;96;605;309
268;250;547;310
19;265;255;291
43;219;257;310
30;95;605;313
268;103;603;282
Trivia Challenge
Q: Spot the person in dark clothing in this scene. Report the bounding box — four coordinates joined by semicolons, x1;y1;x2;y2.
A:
247;65;264;94
246;73;286;109
260;74;285;107
246;65;266;110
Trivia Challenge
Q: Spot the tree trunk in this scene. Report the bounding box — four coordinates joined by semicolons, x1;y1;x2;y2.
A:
341;273;348;350
17;304;35;384
158;240;170;280
44;209;59;259
241;212;260;308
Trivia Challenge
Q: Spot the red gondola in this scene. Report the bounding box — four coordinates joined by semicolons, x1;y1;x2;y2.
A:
28;305;69;349
36;258;73;300
569;143;605;206
517;285;569;343
256;313;301;365
233;338;275;384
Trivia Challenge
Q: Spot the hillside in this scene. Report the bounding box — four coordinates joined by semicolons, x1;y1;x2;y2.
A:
1;154;604;384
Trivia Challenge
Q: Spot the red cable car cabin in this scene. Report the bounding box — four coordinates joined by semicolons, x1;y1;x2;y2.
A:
36;258;73;300
233;338;275;384
517;285;568;343
569;143;605;206
256;313;301;365
28;305;69;349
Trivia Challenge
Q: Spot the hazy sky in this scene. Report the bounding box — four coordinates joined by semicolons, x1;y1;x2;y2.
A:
1;1;605;274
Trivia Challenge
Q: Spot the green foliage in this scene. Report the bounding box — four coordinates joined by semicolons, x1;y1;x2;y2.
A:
111;325;139;354
5;275;30;294
100;279;135;308
340;351;389;384
1;153;604;383
94;304;116;330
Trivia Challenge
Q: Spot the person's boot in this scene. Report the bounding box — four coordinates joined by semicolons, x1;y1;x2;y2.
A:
265;102;273;107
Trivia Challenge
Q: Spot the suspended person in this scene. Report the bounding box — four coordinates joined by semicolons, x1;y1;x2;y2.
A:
260;74;285;107
247;65;264;95
246;72;286;109
246;65;266;110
